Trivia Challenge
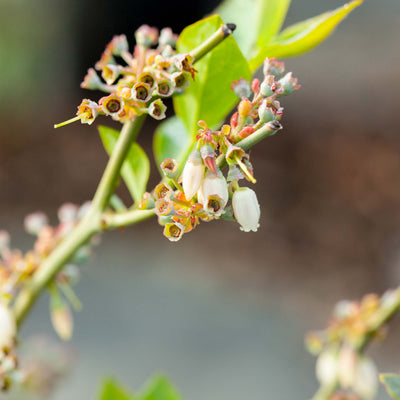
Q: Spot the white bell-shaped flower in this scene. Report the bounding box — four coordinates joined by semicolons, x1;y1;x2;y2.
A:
232;187;260;232
182;150;205;201
353;356;378;400
316;348;339;386
0;303;16;350
197;170;228;208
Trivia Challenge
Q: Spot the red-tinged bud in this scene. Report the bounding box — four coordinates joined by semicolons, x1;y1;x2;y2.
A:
81;68;104;91
182;150;205;201
258;98;283;123
260;75;277;97
200;144;216;172
101;64;120;85
277;72;301;95
138;192;155;210
135;25;159;47
238;98;252;117
158;27;178;48
203;157;216;173
24;212;49;235
138;71;156;89
106;34;129;56
154;183;173;200
131;82;152;102
230;112;239;128
171;71;190;92
231;78;251;98
155;198;173;216
160;158;179;179
237;126;255;139
99;95;124;116
232;187;261;232
156;79;174;97
251;78;260;93
205;194;225;217
263;57;285;78
95;50;116;71
163;222;184;242
148;99;167;120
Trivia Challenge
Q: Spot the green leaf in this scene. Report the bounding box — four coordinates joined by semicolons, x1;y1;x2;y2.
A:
139;375;182;400
174;15;250;137
99;378;133;400
249;0;363;71
214;0;291;59
380;374;400;400
153;116;191;169
98;125;150;203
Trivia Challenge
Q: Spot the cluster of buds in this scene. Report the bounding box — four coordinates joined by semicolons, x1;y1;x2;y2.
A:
55;25;197;128
141;58;299;241
306;290;400;399
0;202;93;304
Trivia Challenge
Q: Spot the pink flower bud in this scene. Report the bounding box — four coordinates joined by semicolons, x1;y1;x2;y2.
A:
232;187;260;232
198;170;228;208
182;150;205;201
0;303;16;350
263;57;285;77
231;78;251;98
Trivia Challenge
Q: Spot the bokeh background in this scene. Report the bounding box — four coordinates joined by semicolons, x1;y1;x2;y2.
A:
1;0;400;399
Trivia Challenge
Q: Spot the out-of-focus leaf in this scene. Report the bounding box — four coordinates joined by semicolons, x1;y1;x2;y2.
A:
174;15;250;136
249;0;363;71
380;374;400;400
98;125;150;203
49;287;73;341
139;375;182;400
153;116;191;170
214;0;291;59
99;378;133;400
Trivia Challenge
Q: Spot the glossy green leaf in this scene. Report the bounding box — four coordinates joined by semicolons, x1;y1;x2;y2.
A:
249;0;363;71
139;375;182;400
153;116;191;170
99;378;133;400
380;374;400;400
98;125;150;203
214;0;291;59
174;15;250;136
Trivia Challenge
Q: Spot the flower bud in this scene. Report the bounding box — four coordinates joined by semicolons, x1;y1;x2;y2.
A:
316;348;339;386
238;98;253;117
131;82;152;103
101;64;120;85
263;57;285;78
258;98;283;123
24;212;49;235
158;27;178;48
81;68;104;90
231;78;251;98
0;303;16;350
135;25;158;47
58;203;79;223
260;75;277;97
148;99;167;120
156;79;174;97
164;222;184;241
198;170;228;208
106;34;129;56
352;356;378;400
182;150;205;201
277;72;301;95
232;187;260;232
338;346;357;388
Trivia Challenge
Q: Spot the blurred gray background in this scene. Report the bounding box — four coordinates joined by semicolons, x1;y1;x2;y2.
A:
1;0;400;399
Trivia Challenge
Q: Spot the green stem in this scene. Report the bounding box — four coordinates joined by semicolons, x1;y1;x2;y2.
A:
190;23;236;62
91;116;145;212
102;209;155;230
